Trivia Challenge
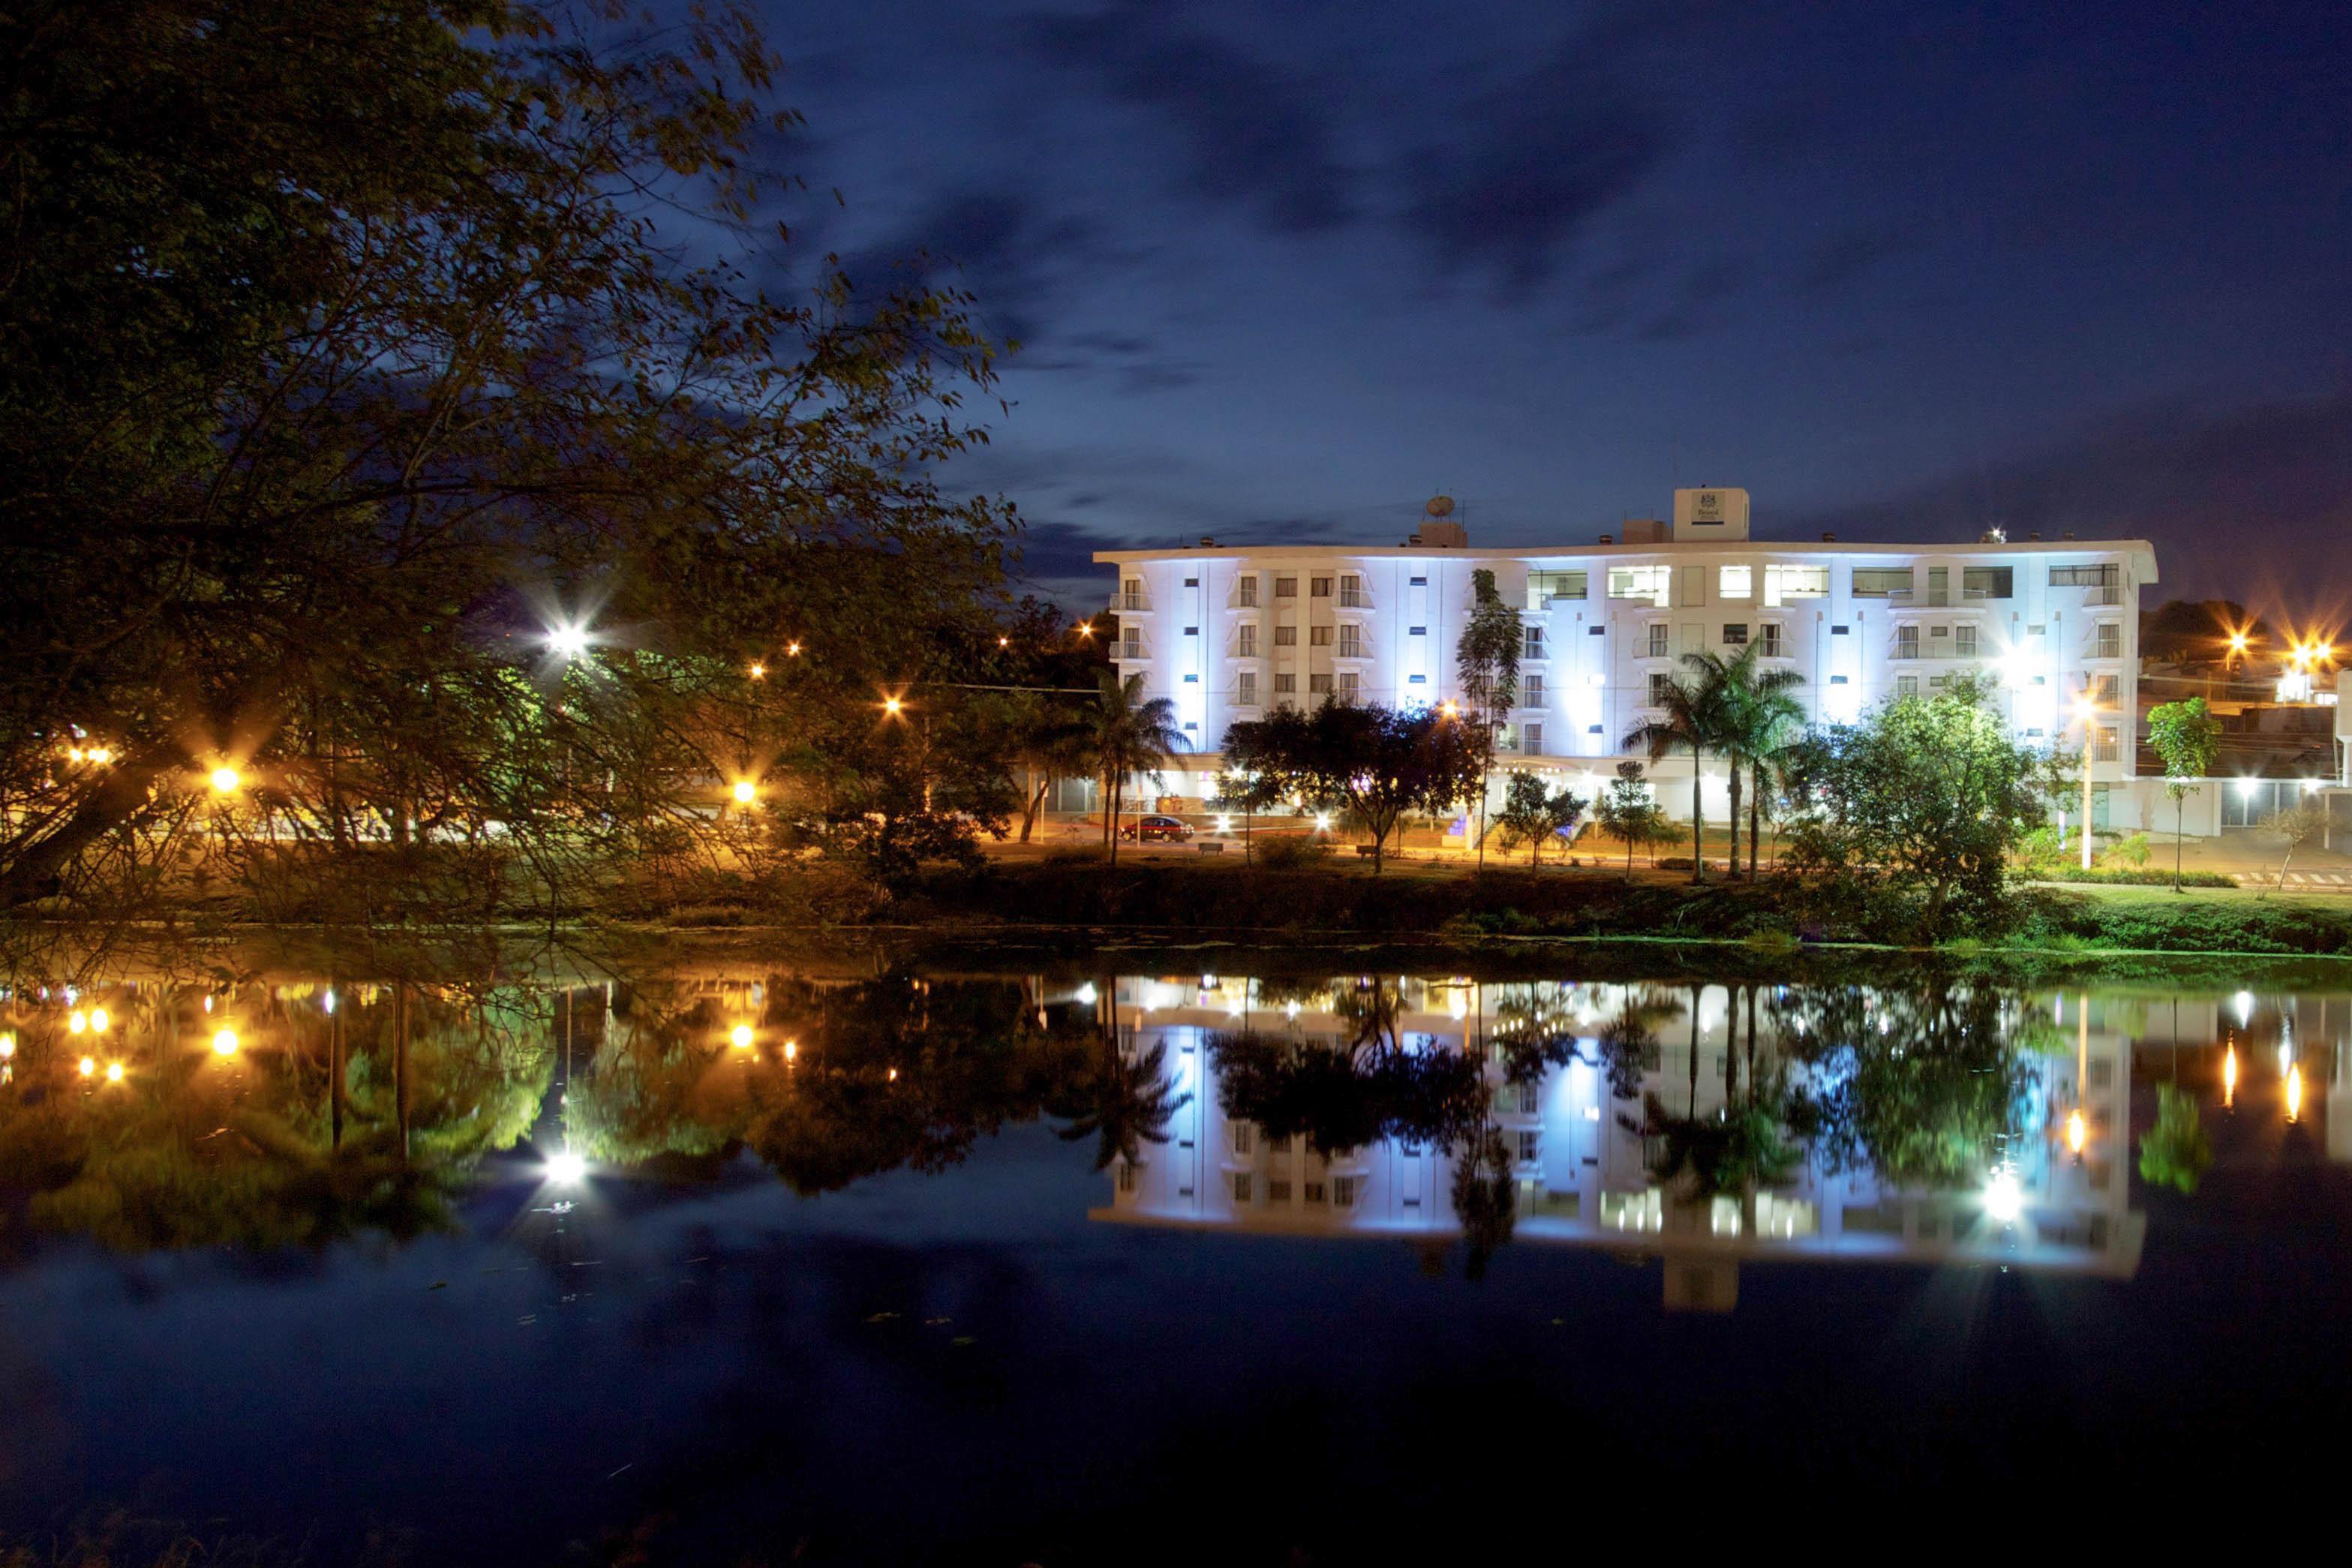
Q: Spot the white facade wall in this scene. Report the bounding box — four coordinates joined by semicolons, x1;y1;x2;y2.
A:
1097;533;2158;823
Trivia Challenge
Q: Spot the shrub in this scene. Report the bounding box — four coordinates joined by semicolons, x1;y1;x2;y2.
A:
2041;867;2237;888
2101;831;2153;870
1251;834;1332;870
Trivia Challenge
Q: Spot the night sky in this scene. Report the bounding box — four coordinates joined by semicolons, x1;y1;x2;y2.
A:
743;0;2351;614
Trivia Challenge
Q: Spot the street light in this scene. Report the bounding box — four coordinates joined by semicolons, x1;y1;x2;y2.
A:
212;1027;239;1057
749;662;766;680
731;779;757;805
545;620;590;661
2065;1107;2088;1159
88;1007;110;1035
2070;692;2099;871
786;641;801;657
209;765;241;795
883;695;904;718
729;1023;754;1049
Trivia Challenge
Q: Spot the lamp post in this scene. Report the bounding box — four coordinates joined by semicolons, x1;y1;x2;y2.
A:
2071;693;2098;871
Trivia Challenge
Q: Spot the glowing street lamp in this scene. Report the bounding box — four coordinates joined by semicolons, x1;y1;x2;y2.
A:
77;1056;95;1078
211;1027;239;1057
68;1010;87;1035
2069;692;2100;871
545;620;590;661
2065;1107;2088;1159
209;765;242;795
1983;1169;2023;1224
104;1061;125;1083
882;695;904;718
729;1023;754;1049
786;641;802;658
88;1007;110;1035
731;779;758;806
749;662;766;680
545;1149;587;1185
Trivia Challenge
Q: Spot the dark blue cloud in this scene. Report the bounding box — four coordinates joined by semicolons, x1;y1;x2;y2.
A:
1024;7;1356;235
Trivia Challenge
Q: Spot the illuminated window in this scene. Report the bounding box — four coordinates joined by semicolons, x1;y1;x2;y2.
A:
1522;722;1544;754
1236;624;1257;657
1338;625;1363;657
1236;671;1257;706
1522;624;1545;659
1529;569;1587;605
1764;564;1828;602
1722;623;1748;646
1962;566;2013;598
1609;565;1672;603
1338;671;1359;698
2095;622;2120;659
1955;625;1978;656
1648;672;1675;704
1236;577;1259;606
1522;674;1544;702
1853;567;1915;598
1719;564;1753;599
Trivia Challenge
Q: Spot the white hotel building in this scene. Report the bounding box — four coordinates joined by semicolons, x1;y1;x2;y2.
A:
1095;487;2163;831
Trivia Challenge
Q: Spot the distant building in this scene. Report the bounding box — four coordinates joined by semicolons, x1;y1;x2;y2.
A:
1096;488;2165;830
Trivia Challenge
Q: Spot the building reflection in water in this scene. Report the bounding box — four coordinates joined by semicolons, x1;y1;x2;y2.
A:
2;960;2347;1312
1080;975;2352;1310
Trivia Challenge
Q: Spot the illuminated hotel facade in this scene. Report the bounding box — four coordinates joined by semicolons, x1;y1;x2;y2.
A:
1095;487;2164;830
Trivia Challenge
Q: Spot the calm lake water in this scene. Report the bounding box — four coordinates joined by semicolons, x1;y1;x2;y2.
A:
1;954;2347;1563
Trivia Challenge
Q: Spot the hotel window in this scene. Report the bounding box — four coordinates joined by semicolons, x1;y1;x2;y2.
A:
1338;625;1363;657
1648;671;1675;705
1275;625;1297;647
1646;623;1670;658
2050;563;2119;587
1311;575;1332;597
2095;728;2119;762
1338;671;1359;698
1410;575;1428;587
1516;1131;1541;1164
1722;623;1748;646
1962;566;2014;599
1523;674;1545;703
1274;673;1296;695
1955;624;1979;657
1609;565;1672;603
2093;673;2119;705
1236;624;1257;657
1236;576;1259;606
1523;722;1544;754
2095;622;2120;659
1340;572;1366;607
1231;1173;1252;1203
1408;673;1428;686
1895;626;1919;659
1182;673;1198;683
1409;625;1427;637
1764;563;1828;602
1236;671;1257;705
1304;1180;1327;1205
1184;577;1198;588
1116;1161;1137;1194
1332;1176;1360;1209
1232;1123;1253;1155
1898;675;1919;698
1853;567;1915;598
1759;623;1786;656
1308;673;1333;695
1719;564;1753;599
1528;569;1588;605
1310;624;1332;647
1522;624;1545;659
1275;575;1299;598
1184;625;1198;638
1120;577;1144;609
1122;629;1142;658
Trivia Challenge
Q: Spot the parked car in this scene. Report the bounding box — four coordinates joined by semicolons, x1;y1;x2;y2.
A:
1118;814;1194;843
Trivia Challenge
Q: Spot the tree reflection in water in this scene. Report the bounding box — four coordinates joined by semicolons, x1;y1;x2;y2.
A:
0;961;2129;1281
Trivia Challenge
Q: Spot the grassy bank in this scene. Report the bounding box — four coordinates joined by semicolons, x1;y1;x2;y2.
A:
864;855;2352;963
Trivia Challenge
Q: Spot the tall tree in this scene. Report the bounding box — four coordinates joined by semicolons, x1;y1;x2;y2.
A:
1624;658;1729;885
1088;671;1182;867
2147;697;2223;891
0;1;1017;921
1455;568;1521;867
1495;770;1587;867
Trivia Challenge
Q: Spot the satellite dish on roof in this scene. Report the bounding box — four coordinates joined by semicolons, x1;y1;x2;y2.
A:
1425;494;1455;519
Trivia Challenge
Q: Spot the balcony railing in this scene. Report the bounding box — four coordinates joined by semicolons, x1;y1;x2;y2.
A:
2084;585;2122;606
1116;591;1151;613
1338;590;1372;609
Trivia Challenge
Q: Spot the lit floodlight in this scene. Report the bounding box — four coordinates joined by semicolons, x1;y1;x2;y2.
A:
1313;812;1332;831
545;1149;587;1184
545;621;590;661
1983;1170;2023;1224
729;1023;753;1049
89;1007;110;1035
212;1027;239;1057
882;695;904;717
0;1033;14;1059
749;662;766;680
209;766;242;794
68;1010;87;1035
732;780;757;805
104;1061;125;1083
77;1055;96;1077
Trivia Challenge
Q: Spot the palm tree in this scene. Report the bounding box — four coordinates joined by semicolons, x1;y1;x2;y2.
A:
1060;1036;1192;1171
1624;660;1728;884
1086;670;1182;867
1005;693;1091;843
1710;646;1807;879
